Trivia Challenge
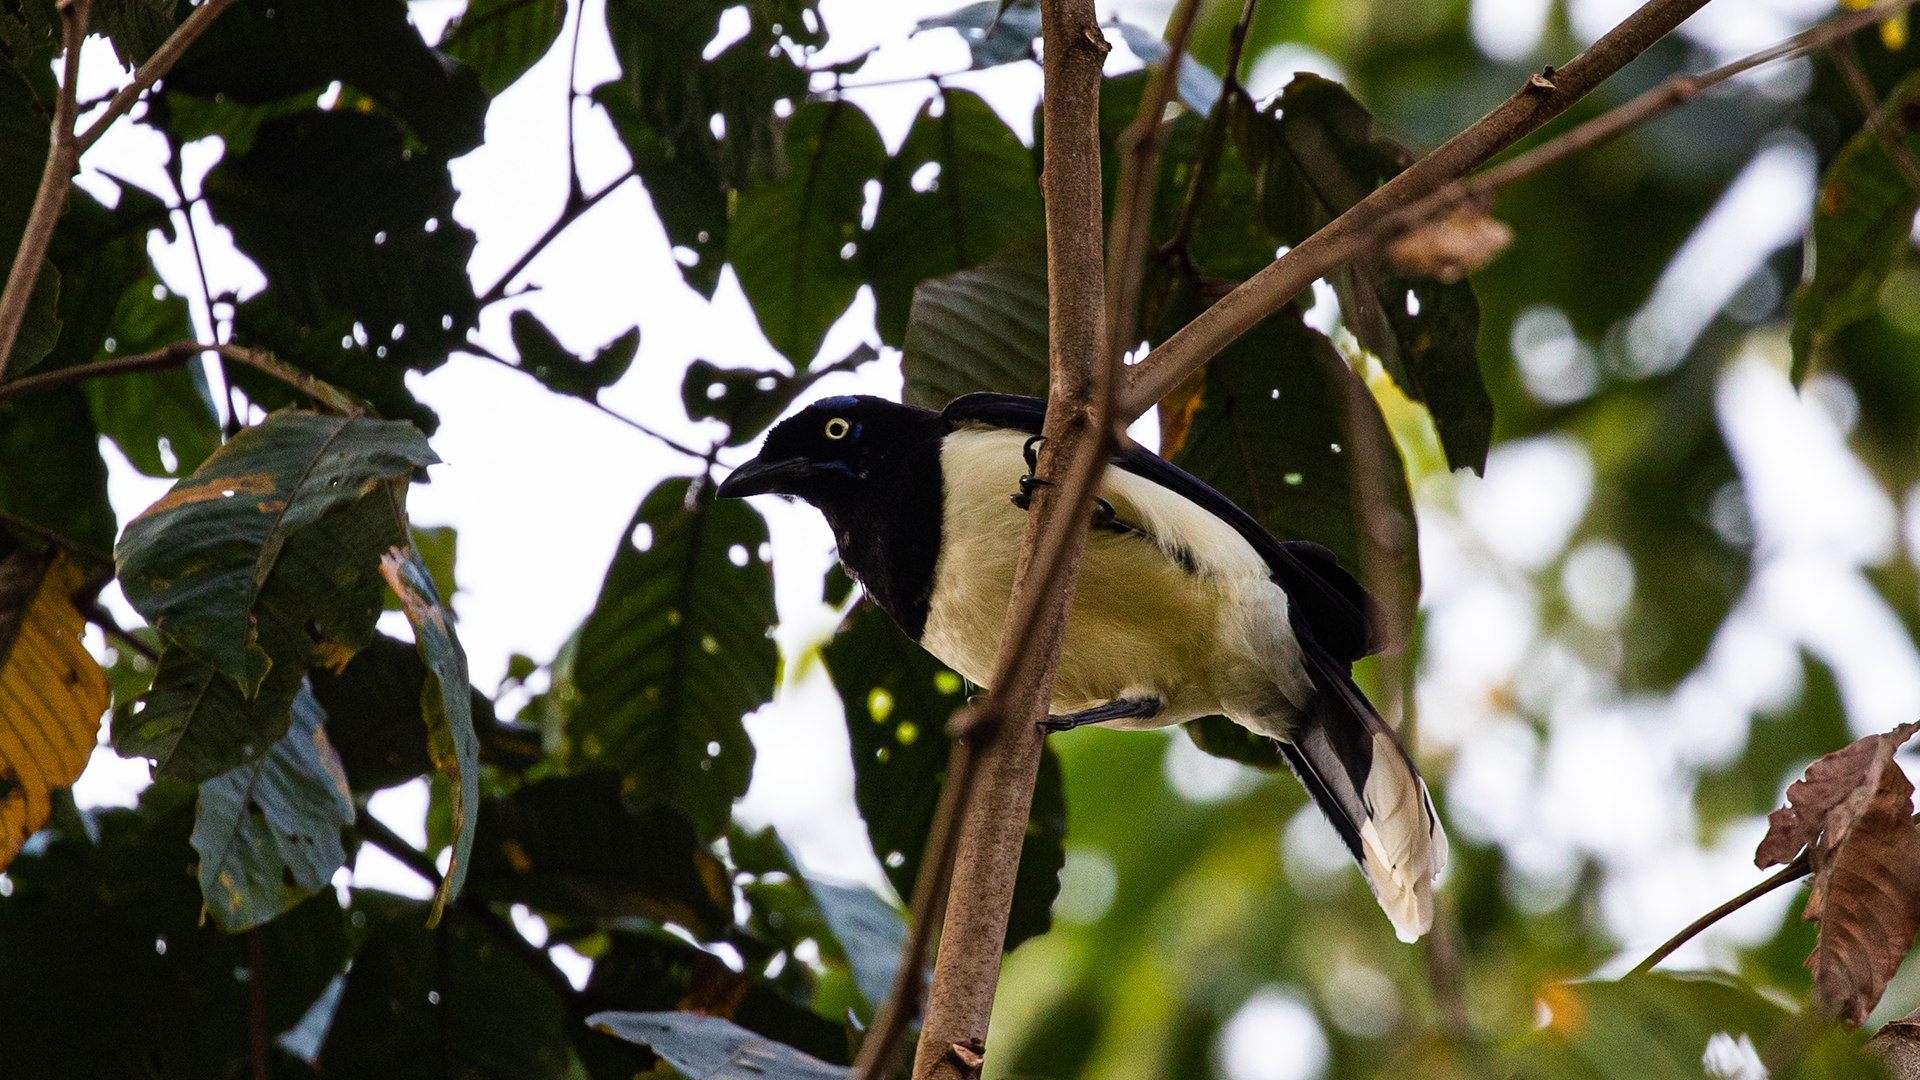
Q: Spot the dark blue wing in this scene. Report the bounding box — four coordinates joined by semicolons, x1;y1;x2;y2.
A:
938;392;1383;662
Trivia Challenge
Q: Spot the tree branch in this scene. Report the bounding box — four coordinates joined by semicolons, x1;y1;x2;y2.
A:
1104;0;1200;368
1629;855;1811;976
476;169;639;308
455;341;712;460
0;0;90;382
1831;34;1920;193
74;0;243;153
1116;0;1719;421
0;340;210;402
903;4;1115;1079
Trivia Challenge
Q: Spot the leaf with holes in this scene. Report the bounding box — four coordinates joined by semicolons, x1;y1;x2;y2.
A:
462;772;733;938
866;88;1043;346
224;294;440;435
191;681;354;931
1168;310;1419;651
820;599;1064;950
1792;72;1920;382
589;1011;851;1080
728;100;885;369
570;477;775;841
439;0;567;96
509;310;639;401
1756;722;1920;1026
0;550;107;869
900;237;1050;409
379;544;477;924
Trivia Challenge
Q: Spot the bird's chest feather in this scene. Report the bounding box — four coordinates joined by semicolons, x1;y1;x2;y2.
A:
918;427;1304;721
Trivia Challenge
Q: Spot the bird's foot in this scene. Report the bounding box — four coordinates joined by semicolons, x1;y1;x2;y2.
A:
1042;696;1163;732
1010;434;1050;510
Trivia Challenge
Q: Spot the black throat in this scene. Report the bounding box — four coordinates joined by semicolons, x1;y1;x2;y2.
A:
820;426;946;640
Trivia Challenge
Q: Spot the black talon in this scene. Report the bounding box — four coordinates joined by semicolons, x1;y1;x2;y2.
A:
1010;434;1051;510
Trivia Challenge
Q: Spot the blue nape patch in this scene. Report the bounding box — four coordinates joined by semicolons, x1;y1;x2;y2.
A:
814;395;865;412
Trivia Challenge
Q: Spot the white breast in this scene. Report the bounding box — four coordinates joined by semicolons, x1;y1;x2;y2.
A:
919;426;1311;725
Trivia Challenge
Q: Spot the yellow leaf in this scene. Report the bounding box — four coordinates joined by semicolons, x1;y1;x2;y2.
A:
0;551;108;868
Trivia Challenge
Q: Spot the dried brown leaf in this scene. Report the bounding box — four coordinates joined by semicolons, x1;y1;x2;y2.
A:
1804;753;1920;1026
1385;209;1514;283
1757;721;1920;868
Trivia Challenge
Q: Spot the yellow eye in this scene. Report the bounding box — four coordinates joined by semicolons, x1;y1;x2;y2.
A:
824;417;851;440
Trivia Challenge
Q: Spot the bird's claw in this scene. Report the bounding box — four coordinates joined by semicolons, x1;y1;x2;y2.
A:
1010;434;1050;510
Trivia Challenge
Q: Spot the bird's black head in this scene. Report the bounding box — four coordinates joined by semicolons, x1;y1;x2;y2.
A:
716;395;939;511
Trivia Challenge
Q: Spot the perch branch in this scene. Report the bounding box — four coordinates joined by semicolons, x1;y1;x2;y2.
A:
476;168;639;307
0;341;211;402
1116;0;1719;421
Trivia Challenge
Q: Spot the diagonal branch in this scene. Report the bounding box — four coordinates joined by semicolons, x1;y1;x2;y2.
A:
1116;0;1720;421
74;0;243;153
1831;34;1920;193
476;169;638;307
0;340;212;402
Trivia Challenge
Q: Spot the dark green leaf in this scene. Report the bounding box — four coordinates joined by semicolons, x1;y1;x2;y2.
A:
83;277;221;477
0;385;115;554
900;236;1050;409
399;524;457;610
39;177;173;376
1502;973;1789;1080
378;542;478;923
464;772;733;938
866;88;1043;346
808;881;904;1013
1792;71;1920;382
0;784;346;1077
913;0;1040;70
509;309;639;400
152;85;325;159
0;62;59;375
226;292;441;434
308;634;438;791
165;0;487;156
1253;77;1491;472
440;0;567;96
114;638;306;783
204;109;479;377
191;681;354;931
728;100;885;368
588;1011;851;1080
570;477;775;841
1169;310;1420;650
596;0;820;296
320;895;572;1080
90;0;178;68
0;0;61;108
116;411;436;689
820;601;1063;950
682;344;878;446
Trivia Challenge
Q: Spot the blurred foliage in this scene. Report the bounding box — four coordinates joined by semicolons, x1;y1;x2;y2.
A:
5;0;1920;1076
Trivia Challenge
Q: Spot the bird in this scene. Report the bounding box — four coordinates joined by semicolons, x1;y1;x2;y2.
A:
717;391;1447;942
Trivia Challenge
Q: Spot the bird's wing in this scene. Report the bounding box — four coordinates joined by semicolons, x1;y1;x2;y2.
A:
939;391;1382;661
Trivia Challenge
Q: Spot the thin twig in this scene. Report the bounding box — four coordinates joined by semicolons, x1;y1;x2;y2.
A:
456;342;710;459
0;508;114;566
0;340;210;402
74;0;242;152
563;0;588;209
476;169;638;307
214;344;364;417
0;0;89;382
1160;0;1256;263
1629;854;1811;976
813;70;964;94
1104;0;1201;369
1831;35;1920;192
1117;0;1721;420
75;599;160;662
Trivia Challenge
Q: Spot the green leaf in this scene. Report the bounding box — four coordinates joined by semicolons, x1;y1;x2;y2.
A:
320;895;573;1080
1168;310;1420;650
569;477;776;841
681;344;878;446
83;277;221;477
1183;714;1283;770
1792;72;1920;382
38;178;172;375
0;62;60;376
808;881;905;1014
508;309;639;401
588;1011;851;1080
226;292;441;434
1251;77;1492;473
397;524;457;610
900;236;1051;409
728;100;886;368
203;109;479;377
820;601;1064;951
1502;973;1790;1080
114;639;306;783
89;0;179;69
913;0;1040;70
152;85;326;159
116;411;436;690
191;681;354;932
307;634;437;791
594;78;732;296
463;772;733;938
439;0;567;96
378;543;478;924
0;0;61;108
0;385;115;554
0;785;346;1077
866;88;1044;346
165;0;488;156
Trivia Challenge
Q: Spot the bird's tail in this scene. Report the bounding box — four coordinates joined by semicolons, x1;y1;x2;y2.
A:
1277;650;1448;942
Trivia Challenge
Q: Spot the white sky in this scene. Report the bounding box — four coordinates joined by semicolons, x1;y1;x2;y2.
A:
50;0;1920;1061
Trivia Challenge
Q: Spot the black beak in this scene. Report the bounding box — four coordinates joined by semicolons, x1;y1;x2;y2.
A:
716;455;818;499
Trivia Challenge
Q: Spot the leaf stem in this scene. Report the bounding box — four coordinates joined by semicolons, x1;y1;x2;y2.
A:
1629;854;1811;976
476;168;639;308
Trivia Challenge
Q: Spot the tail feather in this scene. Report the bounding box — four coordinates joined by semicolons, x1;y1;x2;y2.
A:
1281;647;1447;943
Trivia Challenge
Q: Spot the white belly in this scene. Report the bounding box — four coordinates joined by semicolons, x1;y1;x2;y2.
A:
918;427;1312;728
